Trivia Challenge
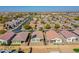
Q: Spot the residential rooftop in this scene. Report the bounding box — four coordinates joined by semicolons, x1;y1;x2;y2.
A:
45;30;61;40
60;30;78;38
73;29;79;35
0;31;15;41
12;32;29;41
31;31;44;39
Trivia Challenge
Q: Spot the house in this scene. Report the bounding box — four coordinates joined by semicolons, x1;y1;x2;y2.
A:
45;30;62;45
29;20;37;29
60;30;79;43
36;23;43;30
4;18;22;30
11;32;29;45
30;19;37;24
30;31;44;46
17;17;24;22
5;21;14;29
0;31;15;45
12;19;16;25
12;19;20;26
29;22;36;30
73;29;79;35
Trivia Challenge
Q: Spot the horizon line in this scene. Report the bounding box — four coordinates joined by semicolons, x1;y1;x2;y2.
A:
0;6;79;12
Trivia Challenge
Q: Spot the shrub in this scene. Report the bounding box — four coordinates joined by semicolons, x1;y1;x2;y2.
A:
0;30;7;34
23;24;32;30
74;17;79;21
73;48;79;52
54;23;60;29
1;42;7;46
73;24;79;27
44;24;51;29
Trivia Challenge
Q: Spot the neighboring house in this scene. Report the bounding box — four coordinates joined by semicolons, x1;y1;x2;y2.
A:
5;21;14;29
4;17;23;30
36;23;43;30
12;19;20;26
17;17;24;22
29;20;37;29
11;32;29;45
60;30;79;43
76;27;79;30
30;31;44;46
30;19;37;24
0;32;15;45
29;23;36;29
12;19;17;27
45;30;62;45
36;21;44;30
73;29;79;35
15;20;20;25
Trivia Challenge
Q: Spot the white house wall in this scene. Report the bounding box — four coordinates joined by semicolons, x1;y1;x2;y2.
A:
49;38;62;44
31;38;42;42
0;39;7;44
66;37;79;43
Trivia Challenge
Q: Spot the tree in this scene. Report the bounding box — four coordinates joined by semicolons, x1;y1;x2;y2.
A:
54;23;60;29
23;24;32;30
44;23;51;29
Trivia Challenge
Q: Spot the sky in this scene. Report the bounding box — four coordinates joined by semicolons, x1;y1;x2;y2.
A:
0;6;79;12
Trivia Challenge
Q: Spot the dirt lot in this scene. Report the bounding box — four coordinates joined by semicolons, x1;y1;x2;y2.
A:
0;24;4;30
0;45;79;53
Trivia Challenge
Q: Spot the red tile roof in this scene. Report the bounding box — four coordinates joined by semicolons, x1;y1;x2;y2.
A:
31;31;44;39
45;30;60;40
0;32;15;41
